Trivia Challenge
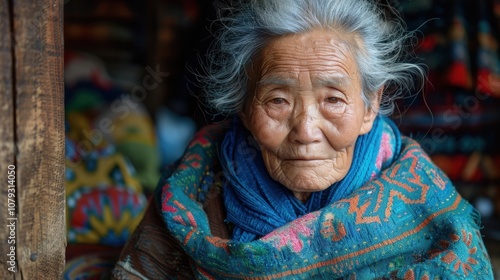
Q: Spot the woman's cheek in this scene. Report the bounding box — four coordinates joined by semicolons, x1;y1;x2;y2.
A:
324;111;360;148
250;109;288;149
321;101;347;120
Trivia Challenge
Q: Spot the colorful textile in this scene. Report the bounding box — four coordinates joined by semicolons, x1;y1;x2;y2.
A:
66;115;147;246
65;245;122;280
65;50;162;191
221;116;397;242
96;104;161;191
396;0;500;154
154;121;493;279
65;140;147;245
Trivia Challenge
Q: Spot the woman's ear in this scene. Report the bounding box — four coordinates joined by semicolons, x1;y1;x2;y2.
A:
359;87;383;135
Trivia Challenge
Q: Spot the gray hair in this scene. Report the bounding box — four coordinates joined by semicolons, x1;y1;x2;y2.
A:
198;0;424;116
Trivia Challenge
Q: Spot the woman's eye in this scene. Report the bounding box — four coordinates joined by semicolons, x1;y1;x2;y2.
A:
271;98;286;105
326;97;340;104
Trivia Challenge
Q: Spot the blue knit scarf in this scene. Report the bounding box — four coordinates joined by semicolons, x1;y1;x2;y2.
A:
221;116;393;242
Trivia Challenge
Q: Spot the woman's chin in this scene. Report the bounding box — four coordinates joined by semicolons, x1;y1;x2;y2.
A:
272;166;346;192
277;174;338;195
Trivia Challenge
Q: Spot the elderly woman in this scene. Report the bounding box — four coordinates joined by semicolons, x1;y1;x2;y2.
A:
113;0;493;279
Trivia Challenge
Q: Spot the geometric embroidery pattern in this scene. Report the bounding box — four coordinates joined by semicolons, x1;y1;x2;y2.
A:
158;123;493;279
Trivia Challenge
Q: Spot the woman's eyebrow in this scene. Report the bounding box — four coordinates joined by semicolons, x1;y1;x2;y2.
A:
313;74;351;88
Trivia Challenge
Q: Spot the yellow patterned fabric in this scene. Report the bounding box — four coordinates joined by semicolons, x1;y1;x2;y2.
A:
65;112;146;246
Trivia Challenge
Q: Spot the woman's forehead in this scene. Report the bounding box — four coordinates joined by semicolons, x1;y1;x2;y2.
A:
252;38;358;86
256;73;353;88
255;31;358;70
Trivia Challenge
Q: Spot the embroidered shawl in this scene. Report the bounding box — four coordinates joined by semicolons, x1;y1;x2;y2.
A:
156;121;493;279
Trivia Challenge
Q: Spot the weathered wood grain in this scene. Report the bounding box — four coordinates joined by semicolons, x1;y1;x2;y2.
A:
0;0;15;277
10;0;65;278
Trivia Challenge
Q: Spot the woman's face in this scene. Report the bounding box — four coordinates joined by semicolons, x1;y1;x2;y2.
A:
241;29;379;202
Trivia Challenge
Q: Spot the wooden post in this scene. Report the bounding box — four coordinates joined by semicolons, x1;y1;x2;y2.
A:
1;0;65;278
0;0;17;275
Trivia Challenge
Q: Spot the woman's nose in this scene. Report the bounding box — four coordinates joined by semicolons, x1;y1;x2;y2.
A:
289;105;323;145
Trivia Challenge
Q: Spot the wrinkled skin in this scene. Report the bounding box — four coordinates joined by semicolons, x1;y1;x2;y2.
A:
241;29;380;202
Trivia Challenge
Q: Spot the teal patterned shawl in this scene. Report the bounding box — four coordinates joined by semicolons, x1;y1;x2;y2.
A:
156;118;493;279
